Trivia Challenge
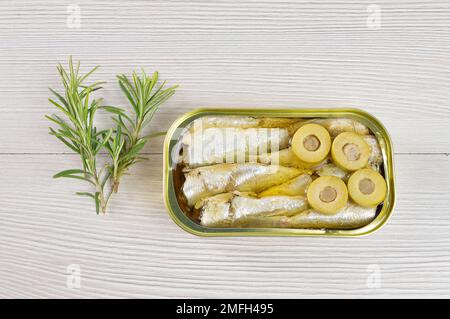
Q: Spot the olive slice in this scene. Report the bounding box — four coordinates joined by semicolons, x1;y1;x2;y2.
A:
292;124;331;164
347;168;387;207
307;176;348;214
331;132;370;171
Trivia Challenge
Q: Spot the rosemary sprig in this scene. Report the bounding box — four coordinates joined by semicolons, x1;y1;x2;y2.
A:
103;70;178;192
47;58;177;214
46;57;113;214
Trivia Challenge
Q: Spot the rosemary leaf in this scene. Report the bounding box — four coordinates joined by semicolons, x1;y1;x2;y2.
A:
47;57;177;214
108;70;177;192
47;57;112;214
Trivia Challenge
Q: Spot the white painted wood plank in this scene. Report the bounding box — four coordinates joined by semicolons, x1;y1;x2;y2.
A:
1;0;450;299
0;0;450;153
0;153;449;298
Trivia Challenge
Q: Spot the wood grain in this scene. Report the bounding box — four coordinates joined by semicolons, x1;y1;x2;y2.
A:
1;154;450;298
1;0;450;298
1;0;450;154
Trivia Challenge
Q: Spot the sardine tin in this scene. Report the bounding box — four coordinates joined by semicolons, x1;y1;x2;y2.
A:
163;108;395;237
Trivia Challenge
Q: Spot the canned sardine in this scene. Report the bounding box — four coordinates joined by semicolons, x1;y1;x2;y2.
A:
163;108;395;237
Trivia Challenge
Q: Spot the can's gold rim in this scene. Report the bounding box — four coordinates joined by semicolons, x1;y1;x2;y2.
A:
163;108;396;237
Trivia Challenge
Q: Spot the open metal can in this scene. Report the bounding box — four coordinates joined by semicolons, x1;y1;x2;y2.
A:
163;108;395;237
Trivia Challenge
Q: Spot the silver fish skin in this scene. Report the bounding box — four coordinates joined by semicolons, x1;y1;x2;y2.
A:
312;118;370;137
316;163;349;181
258;147;327;169
187;116;300;130
183;163;302;207
258;148;306;168
179;117;372;167
200;192;308;227
198;193;234;227
258;174;312;197
286;118;370;137
236;203;377;229
180;127;290;167
364;135;383;172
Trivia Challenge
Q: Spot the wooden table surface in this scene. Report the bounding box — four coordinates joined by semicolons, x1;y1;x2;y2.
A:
1;0;450;298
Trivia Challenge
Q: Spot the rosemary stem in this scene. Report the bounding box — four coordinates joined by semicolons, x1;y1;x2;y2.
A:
48;63;177;214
